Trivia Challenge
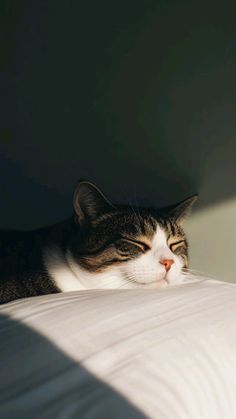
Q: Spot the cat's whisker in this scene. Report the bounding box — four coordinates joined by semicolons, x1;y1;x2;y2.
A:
118;276;139;289
122;189;144;231
120;269;158;274
182;268;216;280
123;275;137;282
130;204;143;230
121;191;141;226
133;194;143;229
184;268;211;276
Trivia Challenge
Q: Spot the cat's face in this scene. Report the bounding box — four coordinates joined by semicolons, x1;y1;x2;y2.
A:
69;182;197;289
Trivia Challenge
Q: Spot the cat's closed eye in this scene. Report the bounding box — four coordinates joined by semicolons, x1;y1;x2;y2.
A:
169;240;186;253
116;238;150;255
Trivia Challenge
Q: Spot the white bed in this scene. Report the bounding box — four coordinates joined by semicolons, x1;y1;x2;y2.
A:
1;278;236;419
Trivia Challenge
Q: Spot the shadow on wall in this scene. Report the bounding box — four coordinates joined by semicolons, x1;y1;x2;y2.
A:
1;0;236;228
0;312;146;419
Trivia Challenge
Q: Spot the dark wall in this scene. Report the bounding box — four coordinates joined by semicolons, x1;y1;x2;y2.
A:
1;1;236;229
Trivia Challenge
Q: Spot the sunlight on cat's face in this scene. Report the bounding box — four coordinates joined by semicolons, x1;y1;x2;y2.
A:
119;226;185;289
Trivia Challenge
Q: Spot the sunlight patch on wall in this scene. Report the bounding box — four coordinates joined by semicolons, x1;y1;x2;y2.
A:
185;199;236;283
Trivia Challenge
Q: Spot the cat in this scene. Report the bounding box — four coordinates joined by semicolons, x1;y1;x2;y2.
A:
0;181;197;304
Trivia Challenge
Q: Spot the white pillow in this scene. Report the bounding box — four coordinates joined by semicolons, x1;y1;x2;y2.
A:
1;278;236;419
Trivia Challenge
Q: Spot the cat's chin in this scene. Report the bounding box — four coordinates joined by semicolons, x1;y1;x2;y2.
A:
142;279;169;289
124;276;170;289
135;273;184;289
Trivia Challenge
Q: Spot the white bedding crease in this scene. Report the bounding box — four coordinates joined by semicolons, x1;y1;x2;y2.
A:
0;276;236;419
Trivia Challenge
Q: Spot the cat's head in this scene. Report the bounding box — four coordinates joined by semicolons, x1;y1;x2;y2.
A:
68;181;197;289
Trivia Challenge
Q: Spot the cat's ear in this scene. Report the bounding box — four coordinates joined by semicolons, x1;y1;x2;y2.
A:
168;194;198;225
73;181;114;225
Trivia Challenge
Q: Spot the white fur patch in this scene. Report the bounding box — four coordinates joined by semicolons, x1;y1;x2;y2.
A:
44;247;84;291
44;247;128;291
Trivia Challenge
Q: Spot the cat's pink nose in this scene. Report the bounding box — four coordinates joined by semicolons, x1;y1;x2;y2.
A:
160;258;174;272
